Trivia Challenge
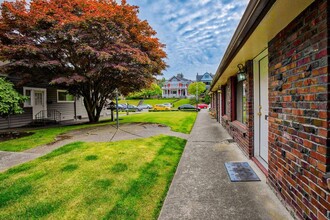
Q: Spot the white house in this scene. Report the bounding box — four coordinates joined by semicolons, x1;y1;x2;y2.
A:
162;74;192;98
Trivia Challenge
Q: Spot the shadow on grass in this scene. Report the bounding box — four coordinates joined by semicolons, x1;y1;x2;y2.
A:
42;142;85;160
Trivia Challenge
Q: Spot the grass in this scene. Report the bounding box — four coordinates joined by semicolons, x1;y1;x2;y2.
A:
118;99;179;106
119;111;197;134
144;99;178;106
0;111;196;152
118;98;191;109
0;135;186;219
172;99;191;109
0;123;105;152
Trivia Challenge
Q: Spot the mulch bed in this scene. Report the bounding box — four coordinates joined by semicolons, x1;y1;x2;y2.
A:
0;131;34;142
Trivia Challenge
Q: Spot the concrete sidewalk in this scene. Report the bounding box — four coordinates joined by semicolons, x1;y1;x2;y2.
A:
159;109;293;220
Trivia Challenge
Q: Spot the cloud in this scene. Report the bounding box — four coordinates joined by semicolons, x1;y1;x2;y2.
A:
128;0;248;80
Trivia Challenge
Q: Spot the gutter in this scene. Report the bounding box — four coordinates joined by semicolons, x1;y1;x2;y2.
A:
210;0;276;91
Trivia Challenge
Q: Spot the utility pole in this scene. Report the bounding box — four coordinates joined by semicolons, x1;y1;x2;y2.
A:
115;88;119;129
196;83;198;111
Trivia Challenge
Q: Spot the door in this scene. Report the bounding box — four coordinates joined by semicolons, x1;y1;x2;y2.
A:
33;90;46;119
254;49;269;169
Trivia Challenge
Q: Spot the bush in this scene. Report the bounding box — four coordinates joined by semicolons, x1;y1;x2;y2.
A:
178;109;198;112
0;78;27;117
149;110;179;112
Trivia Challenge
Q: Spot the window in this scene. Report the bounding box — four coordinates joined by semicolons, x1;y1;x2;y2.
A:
57;90;74;102
236;80;247;124
24;89;32;106
222;86;226;116
35;92;43;105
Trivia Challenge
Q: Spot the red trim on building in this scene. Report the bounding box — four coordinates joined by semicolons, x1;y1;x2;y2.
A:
252;157;268;177
230;77;236;121
221;85;226;116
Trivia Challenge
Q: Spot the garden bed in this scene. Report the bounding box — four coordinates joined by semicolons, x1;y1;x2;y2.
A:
0;131;33;142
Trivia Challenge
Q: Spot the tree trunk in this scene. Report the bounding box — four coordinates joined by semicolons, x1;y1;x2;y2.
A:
84;97;101;123
111;109;114;121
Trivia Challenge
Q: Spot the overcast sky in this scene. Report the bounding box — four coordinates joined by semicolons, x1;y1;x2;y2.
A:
127;0;249;80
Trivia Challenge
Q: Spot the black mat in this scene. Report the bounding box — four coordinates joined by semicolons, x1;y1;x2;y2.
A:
225;162;260;182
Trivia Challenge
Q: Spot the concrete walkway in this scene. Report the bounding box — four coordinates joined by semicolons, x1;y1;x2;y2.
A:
0;123;189;172
159;110;293;220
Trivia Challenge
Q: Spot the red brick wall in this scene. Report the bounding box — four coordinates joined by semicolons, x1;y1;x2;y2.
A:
268;0;329;219
221;64;253;158
246;60;254;158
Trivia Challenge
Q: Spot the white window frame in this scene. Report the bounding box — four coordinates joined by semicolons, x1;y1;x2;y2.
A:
236;80;247;125
57;90;75;103
23;87;47;108
23;87;32;107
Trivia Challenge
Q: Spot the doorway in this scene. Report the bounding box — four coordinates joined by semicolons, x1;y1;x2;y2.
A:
24;87;47;119
253;49;269;169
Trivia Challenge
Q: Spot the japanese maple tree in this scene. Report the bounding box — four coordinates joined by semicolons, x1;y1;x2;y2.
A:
0;0;167;122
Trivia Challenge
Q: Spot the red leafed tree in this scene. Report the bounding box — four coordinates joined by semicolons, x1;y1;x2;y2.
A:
0;0;167;122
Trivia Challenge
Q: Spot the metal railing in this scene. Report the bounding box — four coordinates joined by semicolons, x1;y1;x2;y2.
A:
34;110;61;124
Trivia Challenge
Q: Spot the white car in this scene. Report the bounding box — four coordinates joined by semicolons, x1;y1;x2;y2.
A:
162;103;173;108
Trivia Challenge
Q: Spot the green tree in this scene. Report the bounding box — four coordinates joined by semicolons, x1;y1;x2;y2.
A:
157;77;166;88
141;83;162;98
203;93;210;104
0;78;26;117
188;82;206;97
127;83;162;99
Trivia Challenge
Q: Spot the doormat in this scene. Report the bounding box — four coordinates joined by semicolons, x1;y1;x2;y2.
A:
225;162;260;182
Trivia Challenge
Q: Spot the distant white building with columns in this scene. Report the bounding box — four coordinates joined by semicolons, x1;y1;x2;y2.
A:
162;74;193;98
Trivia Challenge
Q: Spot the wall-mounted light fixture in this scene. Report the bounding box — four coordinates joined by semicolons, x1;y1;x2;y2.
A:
237;63;246;82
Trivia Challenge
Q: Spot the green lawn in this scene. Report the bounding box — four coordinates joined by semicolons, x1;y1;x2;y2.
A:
0;135;186;219
172;99;191;109
119;99;178;106
0;111;197;152
119;111;196;134
0;122;107;152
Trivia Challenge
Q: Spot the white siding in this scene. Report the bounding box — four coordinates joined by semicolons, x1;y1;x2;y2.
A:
0;107;33;129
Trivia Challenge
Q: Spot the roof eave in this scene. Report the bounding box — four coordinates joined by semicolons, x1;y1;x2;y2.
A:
210;0;276;91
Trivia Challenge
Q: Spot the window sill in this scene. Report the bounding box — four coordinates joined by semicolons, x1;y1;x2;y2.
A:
222;115;229;121
229;120;248;136
57;101;75;103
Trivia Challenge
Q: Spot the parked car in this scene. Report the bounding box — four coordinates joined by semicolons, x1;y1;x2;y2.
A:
126;104;141;112
107;103;125;110
178;104;200;111
117;104;126;110
137;104;152;111
153;104;171;110
197;103;209;109
162;103;173;108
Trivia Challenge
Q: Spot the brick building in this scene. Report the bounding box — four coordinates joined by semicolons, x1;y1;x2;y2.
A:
210;0;329;219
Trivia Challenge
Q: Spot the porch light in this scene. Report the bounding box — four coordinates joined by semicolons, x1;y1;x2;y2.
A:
237;63;246;82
